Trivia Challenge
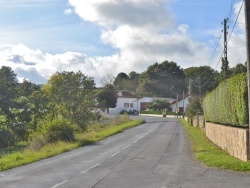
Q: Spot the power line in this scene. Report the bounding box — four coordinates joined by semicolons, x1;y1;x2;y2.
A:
207;32;223;66
228;0;244;41
228;0;236;26
192;0;244;90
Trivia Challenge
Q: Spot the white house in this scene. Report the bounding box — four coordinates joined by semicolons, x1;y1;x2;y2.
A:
108;91;177;114
108;91;138;114
170;95;191;113
133;97;175;112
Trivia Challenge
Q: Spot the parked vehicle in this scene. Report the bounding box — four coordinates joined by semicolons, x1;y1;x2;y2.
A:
162;109;168;117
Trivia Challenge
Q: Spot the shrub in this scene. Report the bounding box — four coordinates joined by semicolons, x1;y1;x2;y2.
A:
203;73;248;127
119;109;138;115
42;119;76;143
0;128;16;147
146;100;170;111
186;96;203;117
28;134;48;151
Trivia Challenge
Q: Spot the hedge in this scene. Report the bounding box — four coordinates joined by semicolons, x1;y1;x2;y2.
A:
203;73;248;127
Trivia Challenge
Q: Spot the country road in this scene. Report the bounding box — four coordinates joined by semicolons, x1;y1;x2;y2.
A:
1;116;250;188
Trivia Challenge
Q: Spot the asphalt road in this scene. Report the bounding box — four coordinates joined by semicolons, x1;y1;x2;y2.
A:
1;116;250;188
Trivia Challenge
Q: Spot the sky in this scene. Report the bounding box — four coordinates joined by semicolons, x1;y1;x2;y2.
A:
0;0;247;85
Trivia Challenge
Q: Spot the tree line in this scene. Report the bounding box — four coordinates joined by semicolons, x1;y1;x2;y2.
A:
0;66;114;148
106;60;247;98
0;60;246;147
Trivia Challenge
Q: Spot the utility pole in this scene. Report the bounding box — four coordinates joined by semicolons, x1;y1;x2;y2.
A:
197;76;201;98
188;78;192;96
176;94;179;118
245;0;250;159
222;18;229;79
182;91;185;118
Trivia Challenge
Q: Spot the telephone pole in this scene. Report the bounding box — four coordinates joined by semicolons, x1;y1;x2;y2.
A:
222;18;229;79
188;78;192;96
197;76;201;98
245;0;250;159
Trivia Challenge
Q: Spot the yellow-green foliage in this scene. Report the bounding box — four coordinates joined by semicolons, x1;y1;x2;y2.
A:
203;73;248;127
0;117;144;171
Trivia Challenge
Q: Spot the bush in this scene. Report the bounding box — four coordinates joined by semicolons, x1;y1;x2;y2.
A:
186;96;203;117
28;134;48;151
203;73;248;127
146;100;170;111
0;128;16;148
119;109;138;115
42;119;76;143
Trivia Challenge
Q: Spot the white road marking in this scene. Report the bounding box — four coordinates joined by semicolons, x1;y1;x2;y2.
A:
108;151;120;159
133;139;140;143
50;180;69;188
123;144;132;149
81;163;101;174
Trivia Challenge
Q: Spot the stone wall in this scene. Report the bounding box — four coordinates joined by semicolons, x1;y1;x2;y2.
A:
205;122;249;161
192;115;205;133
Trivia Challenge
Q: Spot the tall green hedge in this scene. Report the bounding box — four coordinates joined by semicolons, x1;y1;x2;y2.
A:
203;73;248;127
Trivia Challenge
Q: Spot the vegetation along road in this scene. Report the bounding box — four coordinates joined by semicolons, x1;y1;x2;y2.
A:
1;116;250;188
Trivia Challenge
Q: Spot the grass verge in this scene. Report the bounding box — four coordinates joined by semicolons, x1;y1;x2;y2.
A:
179;119;250;172
0;118;144;171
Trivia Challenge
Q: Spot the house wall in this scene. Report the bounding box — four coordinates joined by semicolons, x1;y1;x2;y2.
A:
109;97;137;114
171;97;190;112
133;97;152;112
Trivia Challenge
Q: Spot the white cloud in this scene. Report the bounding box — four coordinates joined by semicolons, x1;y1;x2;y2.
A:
0;44;121;85
177;24;189;34
0;0;247;86
68;0;175;30
226;1;246;67
64;8;73;15
67;0;212;72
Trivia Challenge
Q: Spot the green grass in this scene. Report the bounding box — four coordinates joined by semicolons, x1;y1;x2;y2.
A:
179;119;250;172
0;117;145;171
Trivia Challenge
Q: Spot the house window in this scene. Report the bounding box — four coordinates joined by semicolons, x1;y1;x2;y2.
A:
124;103;129;108
130;103;133;108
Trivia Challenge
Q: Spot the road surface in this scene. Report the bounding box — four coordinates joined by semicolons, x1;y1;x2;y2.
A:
0;116;250;188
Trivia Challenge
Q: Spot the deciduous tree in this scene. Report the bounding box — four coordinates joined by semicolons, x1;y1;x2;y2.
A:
42;71;96;130
96;89;117;113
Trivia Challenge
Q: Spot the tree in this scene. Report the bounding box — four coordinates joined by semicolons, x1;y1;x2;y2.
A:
184;66;219;96
146;100;170;111
129;71;140;80
137;61;186;98
17;79;40;97
29;90;49;130
96;89;117;113
42;71;96;130
100;74;115;87
231;63;247;75
185;96;202;117
114;72;129;90
15;79;41;126
0;66;18;124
